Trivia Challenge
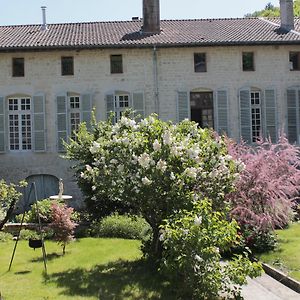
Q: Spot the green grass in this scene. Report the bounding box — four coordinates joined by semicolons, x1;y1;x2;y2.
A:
259;222;300;281
0;238;173;300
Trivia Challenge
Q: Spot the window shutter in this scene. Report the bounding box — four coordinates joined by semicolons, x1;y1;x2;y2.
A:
105;93;115;121
287;89;298;143
264;89;277;142
132;92;145;120
177;91;190;122
33;94;46;152
215;90;229;136
239;89;252;143
81;94;92;130
0;97;5;153
56;94;68;152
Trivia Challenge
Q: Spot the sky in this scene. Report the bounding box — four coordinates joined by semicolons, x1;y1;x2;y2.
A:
0;0;278;26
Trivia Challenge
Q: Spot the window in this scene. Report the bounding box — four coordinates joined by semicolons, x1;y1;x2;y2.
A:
289;52;300;70
250;91;261;142
194;53;206;72
61;56;74;76
110;55;123;74
112;94;130;122
12;58;24;77
69;96;80;140
8;97;32;150
242;52;254;71
190;92;213;128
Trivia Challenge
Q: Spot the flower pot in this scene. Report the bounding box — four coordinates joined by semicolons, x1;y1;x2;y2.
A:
28;238;42;249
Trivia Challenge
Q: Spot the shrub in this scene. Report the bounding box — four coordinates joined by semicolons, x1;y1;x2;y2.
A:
0;231;13;242
227;134;300;231
160;198;262;299
66;115;240;259
18;229;40;240
16;198;62;224
90;214;151;240
49;203;77;255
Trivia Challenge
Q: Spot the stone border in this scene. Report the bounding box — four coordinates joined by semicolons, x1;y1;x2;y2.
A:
262;263;300;294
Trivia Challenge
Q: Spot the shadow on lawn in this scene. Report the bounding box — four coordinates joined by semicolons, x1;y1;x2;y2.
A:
44;259;175;300
31;252;63;263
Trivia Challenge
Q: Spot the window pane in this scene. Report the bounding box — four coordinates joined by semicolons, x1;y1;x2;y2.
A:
61;56;74;76
289;52;300;70
110;55;123;74
194;53;207;72
12;58;24;77
242;52;254;71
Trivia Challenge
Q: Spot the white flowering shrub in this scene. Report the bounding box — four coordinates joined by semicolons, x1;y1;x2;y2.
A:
160;198;262;299
66;115;240;258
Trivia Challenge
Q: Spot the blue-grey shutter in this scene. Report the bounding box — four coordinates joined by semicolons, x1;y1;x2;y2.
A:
106;93;115;121
0;97;5;152
215;90;229;136
287;89;298;143
33;94;46;152
264;89;277;143
132;92;145;121
239;89;252;143
56;94;68;152
81;94;92;130
177;91;190;122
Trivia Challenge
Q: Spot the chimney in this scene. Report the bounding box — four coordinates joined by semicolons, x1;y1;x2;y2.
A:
41;6;48;30
142;0;160;34
280;0;294;31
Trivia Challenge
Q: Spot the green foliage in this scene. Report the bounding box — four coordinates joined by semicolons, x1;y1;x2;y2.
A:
160;199;262;299
18;229;40;240
245;1;300;17
16;198;57;223
90;214;152;240
0;180;26;230
0;231;13;242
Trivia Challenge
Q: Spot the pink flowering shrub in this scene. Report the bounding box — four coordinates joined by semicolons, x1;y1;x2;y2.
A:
49;202;77;255
227;134;300;233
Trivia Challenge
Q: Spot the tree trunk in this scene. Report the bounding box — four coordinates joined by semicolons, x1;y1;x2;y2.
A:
149;226;163;261
0;199;17;231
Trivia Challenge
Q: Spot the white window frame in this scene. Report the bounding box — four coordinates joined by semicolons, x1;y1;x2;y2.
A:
114;93;130;122
68;95;81;140
8;97;32;151
250;91;261;143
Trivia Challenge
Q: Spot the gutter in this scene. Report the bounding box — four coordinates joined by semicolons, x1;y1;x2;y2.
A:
153;45;159;115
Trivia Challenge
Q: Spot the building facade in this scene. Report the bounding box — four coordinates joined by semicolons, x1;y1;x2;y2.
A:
0;0;300;206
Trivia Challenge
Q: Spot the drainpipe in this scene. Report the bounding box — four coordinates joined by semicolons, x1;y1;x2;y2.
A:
153;45;159;115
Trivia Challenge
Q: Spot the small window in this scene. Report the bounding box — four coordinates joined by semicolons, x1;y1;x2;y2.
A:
12;58;24;77
61;56;74;76
110;55;123;74
69;96;81;140
289;52;300;70
242;52;254;71
194;53;206;73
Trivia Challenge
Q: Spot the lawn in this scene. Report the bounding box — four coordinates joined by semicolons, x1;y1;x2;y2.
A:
0;238;174;300
259;222;300;281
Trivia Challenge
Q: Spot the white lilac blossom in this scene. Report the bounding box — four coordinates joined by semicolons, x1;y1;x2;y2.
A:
117;164;124;172
110;159;118;164
153;139;161;151
85;164;93;172
156;160;167;173
138;153;151;169
162;131;172;145
92;185;96;191
90;141;100;154
184;167;198;179
194;215;202;226
142;177;152;185
195;254;204;263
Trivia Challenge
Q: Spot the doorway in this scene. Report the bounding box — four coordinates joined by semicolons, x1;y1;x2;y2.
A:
190;92;214;128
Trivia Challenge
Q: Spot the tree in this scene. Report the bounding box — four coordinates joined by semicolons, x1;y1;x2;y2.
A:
0;180;25;230
66;115;240;259
245;1;300;18
49;202;77;255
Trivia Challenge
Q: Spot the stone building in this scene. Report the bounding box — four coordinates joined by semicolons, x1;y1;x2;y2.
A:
0;0;299;206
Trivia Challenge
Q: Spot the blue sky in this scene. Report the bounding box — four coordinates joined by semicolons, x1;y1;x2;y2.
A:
0;0;278;26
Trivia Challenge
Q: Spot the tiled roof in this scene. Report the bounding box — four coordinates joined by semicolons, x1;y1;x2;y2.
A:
1;17;300;51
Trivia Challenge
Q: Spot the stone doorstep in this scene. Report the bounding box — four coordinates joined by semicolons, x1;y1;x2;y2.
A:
262;263;300;294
